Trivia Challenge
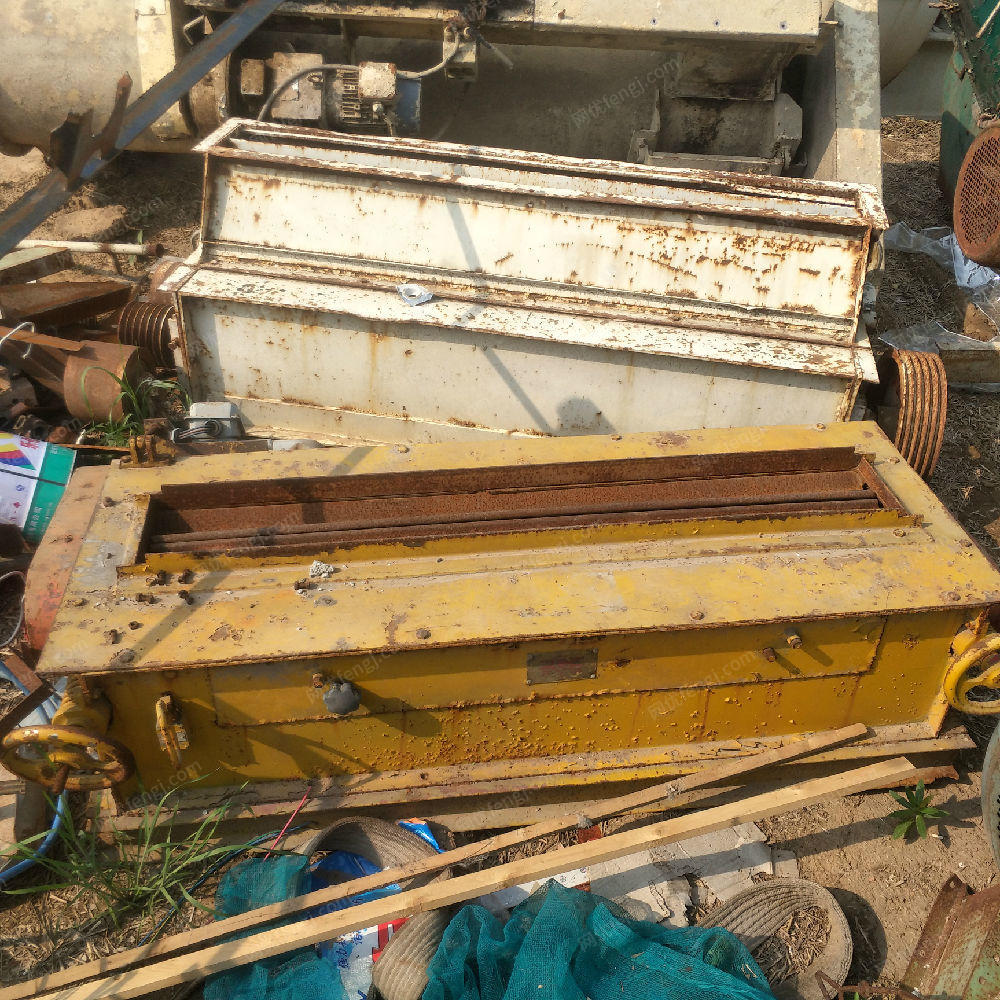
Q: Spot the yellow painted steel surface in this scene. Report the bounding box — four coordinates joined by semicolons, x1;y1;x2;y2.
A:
34;423;1000;803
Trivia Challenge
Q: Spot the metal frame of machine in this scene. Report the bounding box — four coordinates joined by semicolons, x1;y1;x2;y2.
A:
0;0;883;189
12;421;1000;829
2;1;899;458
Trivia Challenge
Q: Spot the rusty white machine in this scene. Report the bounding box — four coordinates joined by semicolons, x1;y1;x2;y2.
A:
9;422;1000;829
155;119;886;445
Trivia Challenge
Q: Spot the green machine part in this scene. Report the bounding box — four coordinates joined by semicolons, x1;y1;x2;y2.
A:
942;47;979;201
941;1;1000;199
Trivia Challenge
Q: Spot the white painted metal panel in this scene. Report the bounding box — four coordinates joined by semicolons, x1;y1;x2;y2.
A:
169;268;858;444
162;121;884;444
533;1;823;42
177;266;869;378
198;123;884;350
204;162;865;344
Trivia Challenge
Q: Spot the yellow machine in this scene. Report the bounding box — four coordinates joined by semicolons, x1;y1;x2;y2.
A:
10;423;1000;826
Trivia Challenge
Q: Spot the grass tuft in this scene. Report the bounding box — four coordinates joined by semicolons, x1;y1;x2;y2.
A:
4;779;254;932
78;367;188;448
888;780;949;842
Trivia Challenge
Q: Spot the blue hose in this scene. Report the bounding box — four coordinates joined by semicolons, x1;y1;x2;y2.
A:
0;661;67;887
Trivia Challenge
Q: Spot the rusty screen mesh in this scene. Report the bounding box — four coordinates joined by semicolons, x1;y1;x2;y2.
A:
956;125;1000;265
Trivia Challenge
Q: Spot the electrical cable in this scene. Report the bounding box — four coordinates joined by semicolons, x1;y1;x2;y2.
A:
139;824;308;944
397;37;461;80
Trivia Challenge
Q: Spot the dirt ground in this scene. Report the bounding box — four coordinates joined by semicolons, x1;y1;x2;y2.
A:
0;147;202;257
0;117;999;994
763;766;994;987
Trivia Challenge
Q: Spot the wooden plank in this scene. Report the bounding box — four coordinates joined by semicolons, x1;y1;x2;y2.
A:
10;724;868;1000
33;757;915;1000
0;762;26;854
0;247;72;285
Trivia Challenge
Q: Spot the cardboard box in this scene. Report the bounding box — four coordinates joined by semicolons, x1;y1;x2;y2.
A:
0;435;75;543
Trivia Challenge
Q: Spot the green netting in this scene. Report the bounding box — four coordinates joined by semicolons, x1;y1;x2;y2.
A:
203;854;346;1000
422;882;775;1000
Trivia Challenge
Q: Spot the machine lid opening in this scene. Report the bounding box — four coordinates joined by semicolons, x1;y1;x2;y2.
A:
139;445;908;561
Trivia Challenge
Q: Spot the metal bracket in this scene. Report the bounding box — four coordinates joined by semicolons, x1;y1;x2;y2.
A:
444;20;479;81
48;76;133;186
124;434;179;468
0;654;54;744
155;693;190;768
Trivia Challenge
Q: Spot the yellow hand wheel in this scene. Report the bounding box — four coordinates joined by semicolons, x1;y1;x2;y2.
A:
943;634;1000;716
1;724;135;792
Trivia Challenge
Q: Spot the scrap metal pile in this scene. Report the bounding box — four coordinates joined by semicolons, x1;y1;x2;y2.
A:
0;2;998;1000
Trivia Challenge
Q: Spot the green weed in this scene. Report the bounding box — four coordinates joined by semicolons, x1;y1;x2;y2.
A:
77;366;188;448
4;780;252;930
889;780;948;841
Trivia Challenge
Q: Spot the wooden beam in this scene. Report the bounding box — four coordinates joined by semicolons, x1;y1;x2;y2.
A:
7;724;867;1000
34;757;916;1000
92;724;972;835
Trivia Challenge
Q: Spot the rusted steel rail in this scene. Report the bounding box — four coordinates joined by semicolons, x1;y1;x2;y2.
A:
146;448;905;556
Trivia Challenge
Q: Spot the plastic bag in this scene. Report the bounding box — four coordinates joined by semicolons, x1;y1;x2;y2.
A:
884;223;1000;291
309;820;442;1000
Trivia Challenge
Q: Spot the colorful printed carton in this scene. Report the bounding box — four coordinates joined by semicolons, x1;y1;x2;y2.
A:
0;434;76;543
